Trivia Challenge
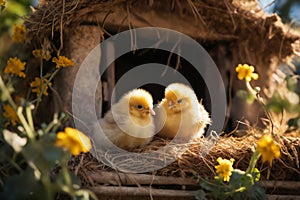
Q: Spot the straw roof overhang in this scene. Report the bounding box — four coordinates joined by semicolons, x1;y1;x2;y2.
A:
25;0;299;61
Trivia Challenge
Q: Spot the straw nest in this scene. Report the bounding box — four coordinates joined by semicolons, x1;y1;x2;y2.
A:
67;130;300;187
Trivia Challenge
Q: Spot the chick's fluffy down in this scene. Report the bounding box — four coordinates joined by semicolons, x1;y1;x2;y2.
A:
155;83;211;140
93;89;155;150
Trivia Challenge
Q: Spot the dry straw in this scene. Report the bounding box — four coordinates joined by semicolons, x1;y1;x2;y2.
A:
68;129;300;187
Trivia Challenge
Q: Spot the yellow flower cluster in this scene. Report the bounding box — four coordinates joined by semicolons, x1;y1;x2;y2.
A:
2;104;20;127
236;64;259;82
32;49;51;61
52;56;74;68
55;127;92;156
215;157;235;182
12;24;26;43
257;135;281;165
4;57;26;78
30;77;52;96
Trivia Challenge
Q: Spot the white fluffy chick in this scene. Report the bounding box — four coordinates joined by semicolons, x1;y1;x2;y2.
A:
95;88;155;150
155;83;211;140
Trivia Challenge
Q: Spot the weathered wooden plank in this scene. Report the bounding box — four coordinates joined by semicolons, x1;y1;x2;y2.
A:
267;195;300;200
88;171;198;186
262;181;300;191
90;185;196;198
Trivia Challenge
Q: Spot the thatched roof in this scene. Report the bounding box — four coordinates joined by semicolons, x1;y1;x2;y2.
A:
26;0;299;60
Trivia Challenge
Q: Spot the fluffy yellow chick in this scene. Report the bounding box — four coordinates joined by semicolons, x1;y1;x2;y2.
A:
155;83;211;140
94;88;155;150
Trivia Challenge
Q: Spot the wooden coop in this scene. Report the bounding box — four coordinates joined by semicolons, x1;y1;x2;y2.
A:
26;0;300;130
25;0;300;199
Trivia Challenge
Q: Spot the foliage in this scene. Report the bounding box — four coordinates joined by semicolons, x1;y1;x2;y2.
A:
0;2;96;199
197;147;268;200
266;75;300;130
198;169;265;200
0;0;31;30
0;75;96;199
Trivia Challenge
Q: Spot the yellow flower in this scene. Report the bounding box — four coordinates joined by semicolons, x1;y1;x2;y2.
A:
12;24;26;43
0;0;6;6
55;127;92;156
52;56;74;68
2;104;20;127
235;64;259;82
32;49;51;61
257;135;280;165
215;157;235;182
4;57;26;78
30;77;52;96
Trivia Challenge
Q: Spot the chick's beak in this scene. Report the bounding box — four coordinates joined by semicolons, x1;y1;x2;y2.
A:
168;101;176;109
149;108;155;116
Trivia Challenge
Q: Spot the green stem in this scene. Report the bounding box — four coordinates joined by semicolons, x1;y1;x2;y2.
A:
47;68;60;83
245;81;259;97
17;106;35;140
61;156;72;189
31;68;60;106
62;166;72;187
0;75;36;139
25;104;34;132
75;189;98;200
246;150;261;174
39;57;43;80
44;112;64;133
5;156;22;173
42;176;54;200
36;56;44;107
0;75;17;109
245;80;274;134
41;68;60;98
224;186;247;195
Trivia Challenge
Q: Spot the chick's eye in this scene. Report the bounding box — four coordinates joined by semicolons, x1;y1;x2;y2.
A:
177;98;183;104
137;104;144;110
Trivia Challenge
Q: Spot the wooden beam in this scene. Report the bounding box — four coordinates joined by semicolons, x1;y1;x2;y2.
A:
266;195;300;200
90;185;196;198
88;171;198;186
261;181;300;191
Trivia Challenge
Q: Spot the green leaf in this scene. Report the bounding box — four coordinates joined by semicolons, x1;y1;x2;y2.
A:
266;92;291;113
199;178;218;192
199;177;229;199
252;168;260;182
22;133;65;175
249;183;267;200
0;167;49;199
4;0;29;17
195;189;208;200
286;77;297;91
229;169;245;188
